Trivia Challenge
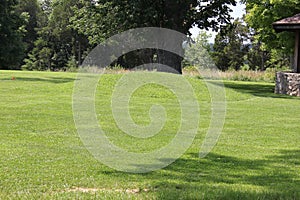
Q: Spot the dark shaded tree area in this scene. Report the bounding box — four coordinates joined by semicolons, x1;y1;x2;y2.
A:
0;0;26;69
2;0;297;72
212;19;250;71
23;0;90;71
72;0;237;73
0;0;91;71
0;0;237;72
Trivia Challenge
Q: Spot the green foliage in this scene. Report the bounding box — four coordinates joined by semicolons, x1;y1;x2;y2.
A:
22;35;53;71
7;0;300;72
246;41;270;70
244;0;300;68
72;0;237;43
0;0;27;69
16;0;42;54
1;0;239;71
212;19;250;71
22;0;90;71
266;49;292;70
245;0;300;52
66;56;78;72
183;31;212;68
71;0;237;73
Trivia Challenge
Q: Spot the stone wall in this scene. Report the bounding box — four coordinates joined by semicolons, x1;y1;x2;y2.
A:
275;72;300;97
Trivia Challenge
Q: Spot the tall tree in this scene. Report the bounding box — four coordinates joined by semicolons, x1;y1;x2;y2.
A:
72;0;237;73
0;0;27;69
183;31;212;68
16;0;42;54
246;37;270;70
212;19;249;71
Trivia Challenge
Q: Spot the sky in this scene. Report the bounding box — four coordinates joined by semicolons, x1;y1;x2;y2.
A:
190;2;246;43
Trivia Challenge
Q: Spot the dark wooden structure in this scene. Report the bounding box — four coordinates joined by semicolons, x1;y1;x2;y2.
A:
273;14;300;73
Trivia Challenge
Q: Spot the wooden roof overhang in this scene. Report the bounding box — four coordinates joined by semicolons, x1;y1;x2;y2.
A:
273;14;300;32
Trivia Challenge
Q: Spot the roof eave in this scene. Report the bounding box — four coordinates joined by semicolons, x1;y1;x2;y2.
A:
273;24;300;32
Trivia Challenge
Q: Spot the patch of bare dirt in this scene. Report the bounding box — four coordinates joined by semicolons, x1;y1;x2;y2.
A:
65;187;150;194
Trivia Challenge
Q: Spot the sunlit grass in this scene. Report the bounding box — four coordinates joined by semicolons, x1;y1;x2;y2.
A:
0;70;299;199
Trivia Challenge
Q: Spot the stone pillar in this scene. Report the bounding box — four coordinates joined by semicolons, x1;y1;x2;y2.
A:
275;72;300;96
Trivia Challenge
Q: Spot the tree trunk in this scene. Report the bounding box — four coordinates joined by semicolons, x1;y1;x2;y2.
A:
156;49;182;74
115;49;183;74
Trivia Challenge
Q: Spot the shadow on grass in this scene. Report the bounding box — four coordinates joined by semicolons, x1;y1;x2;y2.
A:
100;150;300;199
210;81;299;99
0;77;76;84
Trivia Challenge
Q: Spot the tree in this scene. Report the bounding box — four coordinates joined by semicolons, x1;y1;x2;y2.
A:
16;0;42;54
212;19;249;71
183;31;212;68
0;0;27;69
72;0;237;73
23;0;90;71
246;37;270;71
244;0;300;68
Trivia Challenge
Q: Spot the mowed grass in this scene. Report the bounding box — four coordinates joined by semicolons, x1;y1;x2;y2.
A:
0;70;299;199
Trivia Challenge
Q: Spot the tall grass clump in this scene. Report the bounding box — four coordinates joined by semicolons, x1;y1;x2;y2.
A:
183;65;290;83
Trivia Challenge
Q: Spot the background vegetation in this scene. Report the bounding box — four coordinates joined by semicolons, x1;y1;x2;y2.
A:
1;0;300;72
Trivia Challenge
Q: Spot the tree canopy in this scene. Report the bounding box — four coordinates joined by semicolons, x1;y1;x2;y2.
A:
0;0;26;69
212;19;250;71
71;0;237;73
23;0;90;71
3;0;299;72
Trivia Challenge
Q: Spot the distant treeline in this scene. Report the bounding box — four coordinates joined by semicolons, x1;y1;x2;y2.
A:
0;0;299;72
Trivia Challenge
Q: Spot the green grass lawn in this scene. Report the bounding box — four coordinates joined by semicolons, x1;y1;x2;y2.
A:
0;70;299;199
